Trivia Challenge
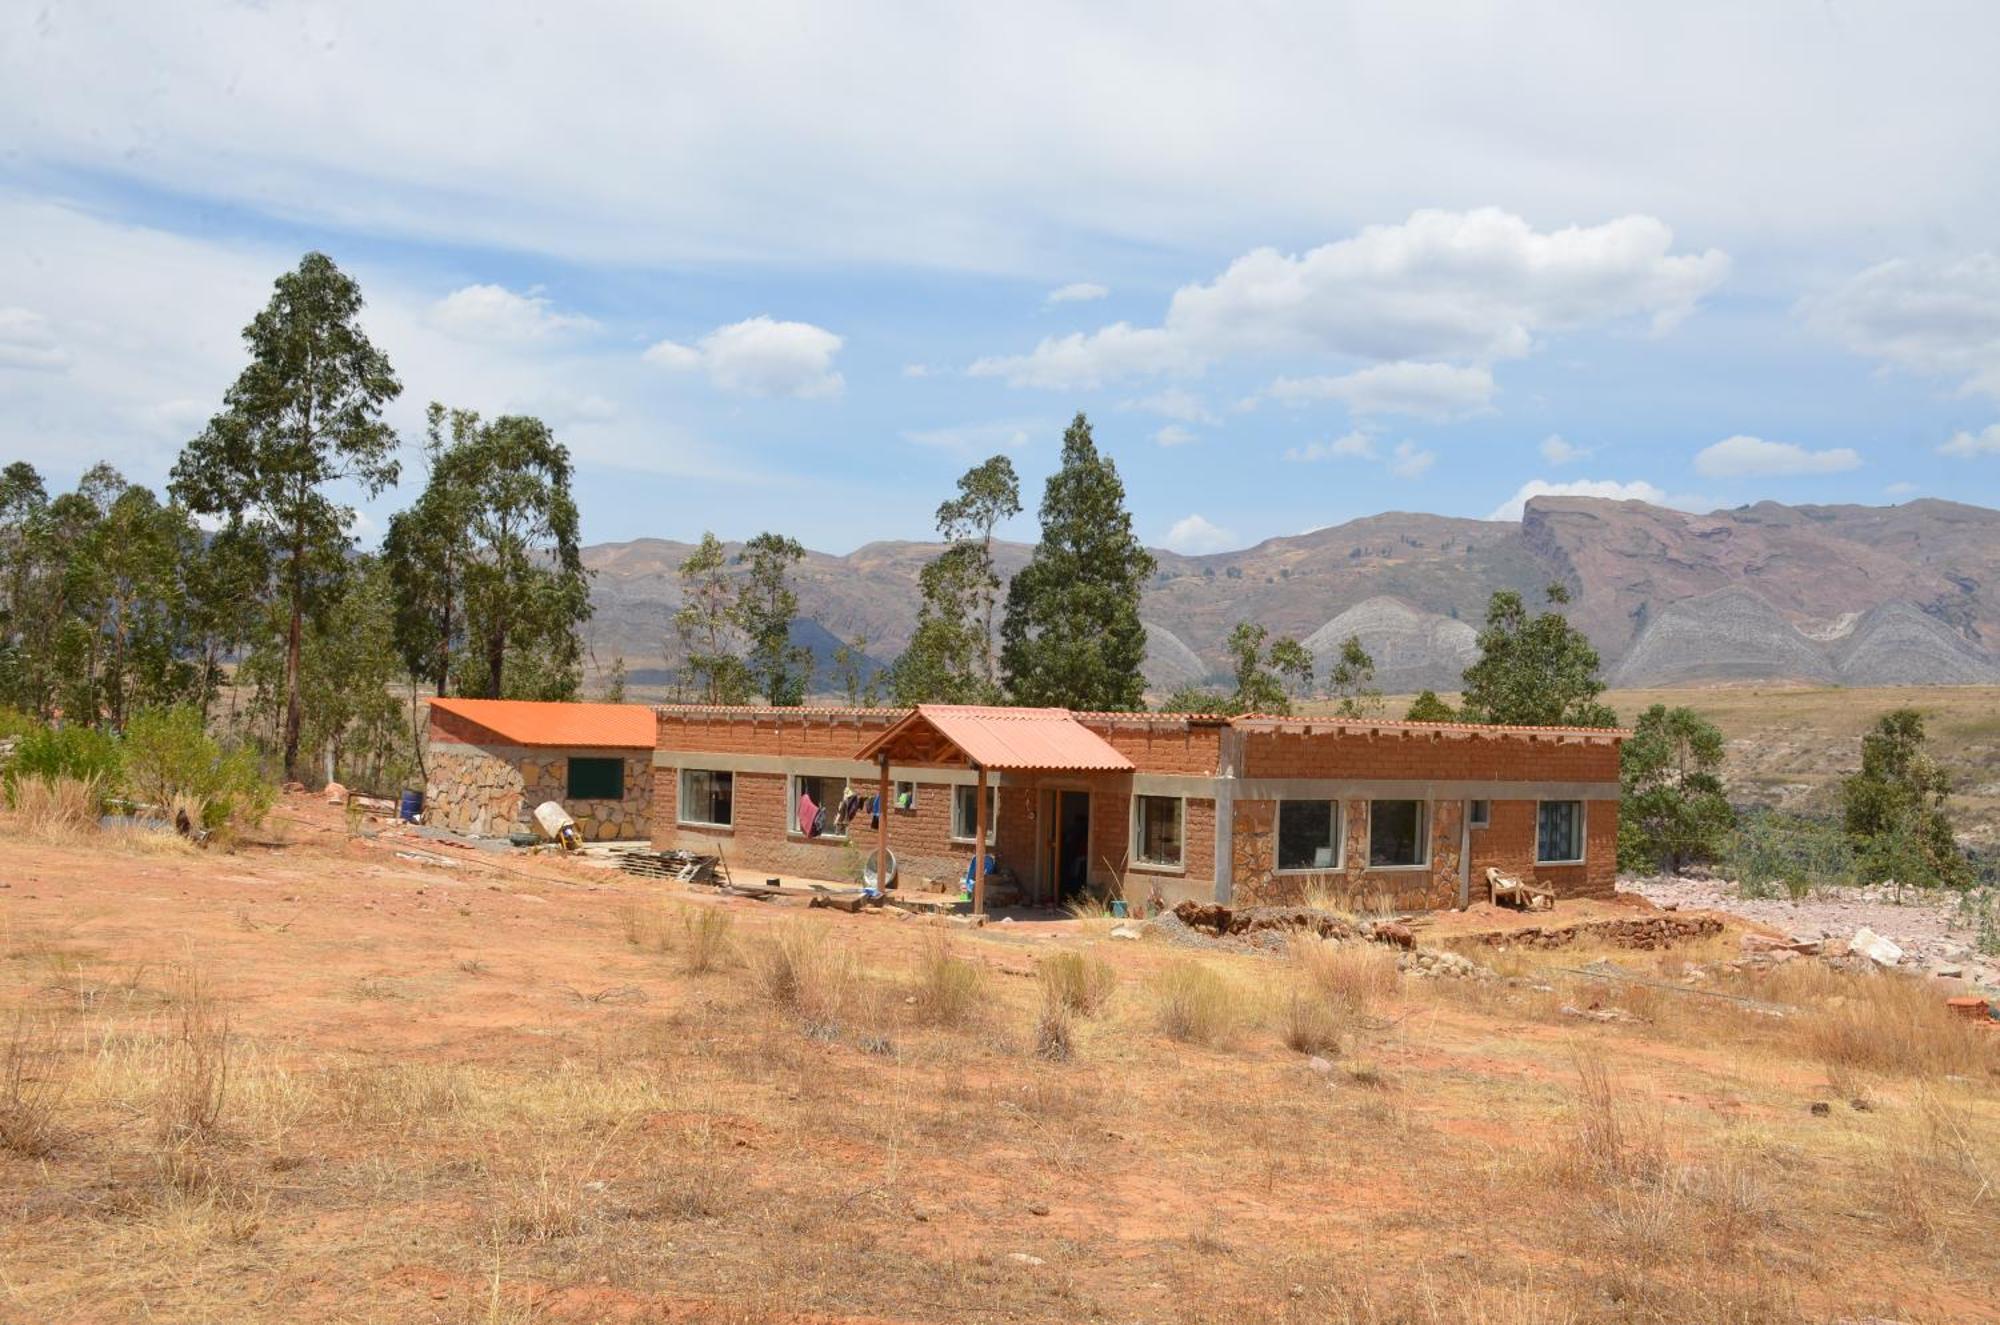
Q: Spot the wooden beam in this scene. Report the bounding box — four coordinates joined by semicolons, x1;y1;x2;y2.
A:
973;763;989;917
876;753;890;893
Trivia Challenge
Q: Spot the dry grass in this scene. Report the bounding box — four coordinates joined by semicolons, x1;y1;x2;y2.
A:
0;1014;65;1157
1278;989;1347;1056
6;773;102;841
679;903;734;973
753;920;856;1035
1033;993;1075;1062
1796;969;1999;1082
1149;958;1246;1047
909;932;984;1027
1038;950;1117;1017
155;966;230;1148
1288;935;1401;1013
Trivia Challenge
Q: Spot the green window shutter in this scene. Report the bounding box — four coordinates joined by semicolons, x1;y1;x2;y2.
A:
566;757;624;801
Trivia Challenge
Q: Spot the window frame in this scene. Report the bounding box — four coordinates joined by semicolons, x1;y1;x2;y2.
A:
1131;793;1187;871
676;768;734;829
1366;798;1431;870
1468;799;1491;829
1536;799;1587;865
894;780;917;811
565;755;625;802
1274;798;1343;874
948;783;998;845
789;773;849;840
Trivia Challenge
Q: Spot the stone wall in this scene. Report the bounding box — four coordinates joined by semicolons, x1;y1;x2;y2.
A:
425;744;653;840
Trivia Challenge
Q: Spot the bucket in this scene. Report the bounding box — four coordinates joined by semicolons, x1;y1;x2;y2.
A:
398;789;424;823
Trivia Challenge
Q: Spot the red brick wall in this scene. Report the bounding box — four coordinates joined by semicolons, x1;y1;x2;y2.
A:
1469;798;1617;901
654;709;902;758
1080;717;1223;775
1239;727;1618;783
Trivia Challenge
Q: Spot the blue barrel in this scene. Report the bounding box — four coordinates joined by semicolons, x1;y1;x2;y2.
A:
399;789;424;823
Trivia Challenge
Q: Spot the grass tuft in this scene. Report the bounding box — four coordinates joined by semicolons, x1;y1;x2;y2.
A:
910;933;984;1027
1149;959;1244;1047
1038;950;1117;1017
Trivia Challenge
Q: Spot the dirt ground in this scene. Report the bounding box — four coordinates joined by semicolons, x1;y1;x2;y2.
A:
3;793;1999;1324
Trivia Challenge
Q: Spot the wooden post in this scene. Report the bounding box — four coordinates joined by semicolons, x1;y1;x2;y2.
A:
973;764;989;916
876;754;891;891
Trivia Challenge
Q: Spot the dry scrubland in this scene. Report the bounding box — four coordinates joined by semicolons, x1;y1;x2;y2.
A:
2;799;1999;1324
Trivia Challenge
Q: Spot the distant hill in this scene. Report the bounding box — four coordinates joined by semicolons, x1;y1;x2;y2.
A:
580;497;2000;695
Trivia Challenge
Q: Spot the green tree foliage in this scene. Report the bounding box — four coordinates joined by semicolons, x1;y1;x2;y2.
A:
737;532;813;705
7;723;123;787
170;252;402;779
387;404;590;702
1268;636;1314;704
599;655;628;703
1326;634;1381;717
1158;686;1236;714
832;633;880;706
1459;585;1616;728
1404;690;1458;722
672;532;751;704
1618;704;1734;874
1840;709;1971;889
894;456;1022;704
1000;414;1155;710
1225;622;1291;714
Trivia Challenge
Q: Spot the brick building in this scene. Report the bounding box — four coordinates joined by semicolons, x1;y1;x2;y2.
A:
652;703;1624;911
424;698;656;840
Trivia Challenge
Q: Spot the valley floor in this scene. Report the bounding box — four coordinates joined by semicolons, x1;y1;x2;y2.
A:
2;794;1997;1323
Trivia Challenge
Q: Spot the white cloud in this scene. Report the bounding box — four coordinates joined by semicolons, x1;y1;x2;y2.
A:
1163;513;1236;554
1938;423;2000;457
1486;478;1672;521
901;363;934;378
1388;440;1435;479
901;420;1037;453
1284;430;1376;463
1693;434;1861;477
0;307;70;371
1884;481;1919;497
1153;424;1197;447
971;209;1726;388
645;315;845;398
1539;434;1591;465
1122;387;1216;423
428;283;597;342
1265;361;1494;420
1046;281;1109;305
1806;254;2000;398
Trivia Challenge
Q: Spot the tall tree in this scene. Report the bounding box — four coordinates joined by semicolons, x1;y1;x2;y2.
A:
935;455;1022;690
1269;636;1315;705
672;532;751;704
1225;622;1290;714
384;404;478;696
1325;634;1381;717
1458;585;1616;728
1840;708;1971;889
1000;414;1155;710
170;252;401;779
891;543;989;704
1619;704;1734;874
736;532;813;705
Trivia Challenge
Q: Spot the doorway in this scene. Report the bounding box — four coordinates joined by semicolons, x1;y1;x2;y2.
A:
1043;789;1091;905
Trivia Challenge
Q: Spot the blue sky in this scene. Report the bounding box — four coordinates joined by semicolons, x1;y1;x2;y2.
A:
4;3;2000;555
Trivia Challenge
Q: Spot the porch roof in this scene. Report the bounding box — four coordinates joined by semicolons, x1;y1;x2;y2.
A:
851;704;1134;772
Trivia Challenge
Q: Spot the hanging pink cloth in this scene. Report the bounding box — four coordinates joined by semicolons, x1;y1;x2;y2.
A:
797;791;819;837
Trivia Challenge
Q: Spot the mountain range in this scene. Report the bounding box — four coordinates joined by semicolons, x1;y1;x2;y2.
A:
581;496;2000;695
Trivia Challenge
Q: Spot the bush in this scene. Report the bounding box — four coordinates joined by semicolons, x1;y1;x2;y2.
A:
1038;951;1117;1017
754;923;854;1035
1289;935;1401;1012
122;707;273;832
1725;809;1854;900
5;775;104;838
1279;990;1347;1056
911;934;984;1027
8;723;122;788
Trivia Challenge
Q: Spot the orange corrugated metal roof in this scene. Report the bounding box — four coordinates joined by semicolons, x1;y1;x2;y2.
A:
853;704;1135;771
431;697;655;748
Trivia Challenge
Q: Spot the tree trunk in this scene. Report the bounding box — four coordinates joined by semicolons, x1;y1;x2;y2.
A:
485;623;506;699
283;536;304;782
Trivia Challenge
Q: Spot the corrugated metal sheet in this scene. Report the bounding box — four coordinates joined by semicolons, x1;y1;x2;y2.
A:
431;697;655;749
855;704;1135;771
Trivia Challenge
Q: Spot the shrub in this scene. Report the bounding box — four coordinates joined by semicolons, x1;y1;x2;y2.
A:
679;905;733;974
1725;809;1854;900
1038;951;1117;1017
1149;959;1242;1047
122;707;273;832
8;723;122;788
1033;994;1075;1062
755;923;854;1035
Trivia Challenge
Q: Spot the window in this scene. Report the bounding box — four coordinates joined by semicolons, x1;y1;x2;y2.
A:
1133;795;1184;869
566;756;624;801
1468;799;1491;829
950;784;997;843
791;774;847;838
1538;800;1585;863
1368;799;1428;868
1277;800;1341;872
678;769;733;827
894;780;917;811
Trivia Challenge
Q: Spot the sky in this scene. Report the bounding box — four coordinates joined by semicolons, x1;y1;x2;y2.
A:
4;2;2000;556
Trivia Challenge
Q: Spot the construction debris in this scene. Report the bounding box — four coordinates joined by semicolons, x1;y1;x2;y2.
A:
608;846;728;885
1849;926;1905;967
